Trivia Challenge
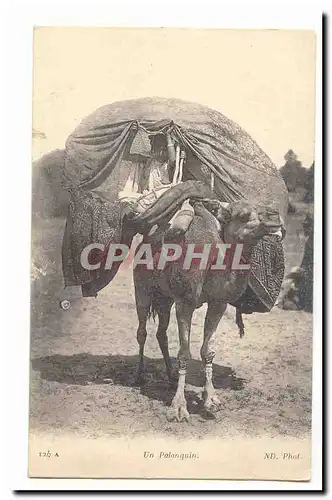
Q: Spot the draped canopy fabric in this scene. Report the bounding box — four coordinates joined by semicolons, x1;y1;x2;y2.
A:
64;97;288;219
62;97;288;305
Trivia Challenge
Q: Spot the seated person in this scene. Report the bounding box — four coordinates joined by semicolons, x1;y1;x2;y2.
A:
143;132;176;190
119;129;194;236
119;131;177;210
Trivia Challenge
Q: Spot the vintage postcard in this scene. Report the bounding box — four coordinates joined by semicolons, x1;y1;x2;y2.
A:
29;27;317;481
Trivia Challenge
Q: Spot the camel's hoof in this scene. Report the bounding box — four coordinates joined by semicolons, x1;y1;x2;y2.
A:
203;394;222;414
166;405;190;423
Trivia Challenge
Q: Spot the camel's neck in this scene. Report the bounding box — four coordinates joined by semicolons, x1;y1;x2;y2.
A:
193;204;222;235
221;227;255;263
223;234;253;261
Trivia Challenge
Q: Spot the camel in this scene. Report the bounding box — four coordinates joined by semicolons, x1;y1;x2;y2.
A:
132;199;283;422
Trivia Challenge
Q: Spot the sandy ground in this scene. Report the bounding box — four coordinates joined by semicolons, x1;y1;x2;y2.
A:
30;205;312;441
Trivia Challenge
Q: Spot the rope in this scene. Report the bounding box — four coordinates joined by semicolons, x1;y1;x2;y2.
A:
177;151;186;183
210;171;215;192
172;145;181;185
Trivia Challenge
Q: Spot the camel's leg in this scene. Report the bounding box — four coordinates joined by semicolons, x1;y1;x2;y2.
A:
155;297;175;383
201;301;227;412
167;302;194;422
134;278;151;385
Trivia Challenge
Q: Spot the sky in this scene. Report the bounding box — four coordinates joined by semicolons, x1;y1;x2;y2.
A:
32;28;316;167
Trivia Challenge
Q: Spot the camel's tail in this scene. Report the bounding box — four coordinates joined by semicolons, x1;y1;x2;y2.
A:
147;292;173;323
236;308;245;338
147;300;158;322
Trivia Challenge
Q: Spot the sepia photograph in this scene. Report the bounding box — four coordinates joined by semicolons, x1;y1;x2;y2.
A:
27;26;318;481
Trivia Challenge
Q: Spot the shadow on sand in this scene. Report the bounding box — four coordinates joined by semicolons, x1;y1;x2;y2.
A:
32;353;246;417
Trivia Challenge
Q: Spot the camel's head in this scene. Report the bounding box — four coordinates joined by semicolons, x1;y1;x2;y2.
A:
201;199;285;245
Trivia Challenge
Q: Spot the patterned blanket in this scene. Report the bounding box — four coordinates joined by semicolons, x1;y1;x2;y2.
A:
62;189;124;297
231;235;285;313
